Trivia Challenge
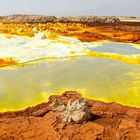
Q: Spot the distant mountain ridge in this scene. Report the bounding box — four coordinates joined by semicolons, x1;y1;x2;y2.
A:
0;15;139;23
0;15;120;23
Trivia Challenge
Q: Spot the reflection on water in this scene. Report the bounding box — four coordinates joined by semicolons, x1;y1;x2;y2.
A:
89;42;140;55
0;42;140;111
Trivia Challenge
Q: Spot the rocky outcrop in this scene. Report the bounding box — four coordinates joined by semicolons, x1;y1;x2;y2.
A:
0;15;120;23
0;91;140;139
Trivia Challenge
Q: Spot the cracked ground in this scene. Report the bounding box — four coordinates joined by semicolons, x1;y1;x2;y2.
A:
0;91;140;140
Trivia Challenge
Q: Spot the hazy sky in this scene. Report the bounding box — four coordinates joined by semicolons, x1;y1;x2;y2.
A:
0;0;140;16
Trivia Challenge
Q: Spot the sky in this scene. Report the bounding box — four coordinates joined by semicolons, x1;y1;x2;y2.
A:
0;0;140;16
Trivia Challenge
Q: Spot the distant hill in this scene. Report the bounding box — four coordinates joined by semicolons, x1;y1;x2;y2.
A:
0;15;139;24
0;15;120;23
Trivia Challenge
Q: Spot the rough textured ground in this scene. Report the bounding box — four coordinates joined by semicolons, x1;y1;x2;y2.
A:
0;91;140;140
0;15;139;44
0;15;140;139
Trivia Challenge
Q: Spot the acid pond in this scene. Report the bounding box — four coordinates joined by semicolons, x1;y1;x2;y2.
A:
0;33;140;111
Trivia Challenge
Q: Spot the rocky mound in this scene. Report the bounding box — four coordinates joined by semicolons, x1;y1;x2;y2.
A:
0;91;140;139
0;15;120;23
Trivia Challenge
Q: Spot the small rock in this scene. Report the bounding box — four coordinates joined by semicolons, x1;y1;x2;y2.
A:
34;32;47;40
61;99;91;123
50;98;91;123
72;111;87;123
51;99;66;111
41;34;47;39
33;27;38;33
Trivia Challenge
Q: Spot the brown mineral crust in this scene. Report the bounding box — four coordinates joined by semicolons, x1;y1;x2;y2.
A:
0;15;140;44
0;91;140;139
